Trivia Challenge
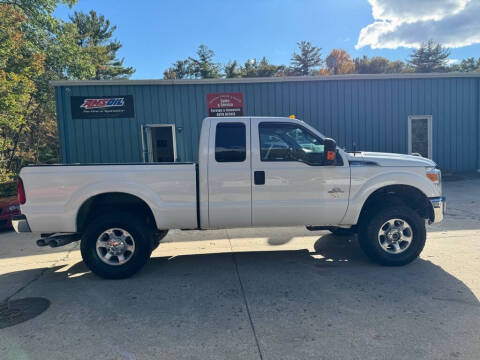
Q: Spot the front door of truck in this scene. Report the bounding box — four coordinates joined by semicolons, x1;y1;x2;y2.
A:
251;118;350;227
207;118;252;228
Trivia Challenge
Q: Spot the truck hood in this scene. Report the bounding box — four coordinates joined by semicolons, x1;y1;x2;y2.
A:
347;151;436;167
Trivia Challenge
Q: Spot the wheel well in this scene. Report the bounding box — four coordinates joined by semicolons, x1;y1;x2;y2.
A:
76;192;157;233
358;185;433;224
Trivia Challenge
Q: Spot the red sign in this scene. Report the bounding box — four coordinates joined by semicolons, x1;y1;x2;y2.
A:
207;92;244;117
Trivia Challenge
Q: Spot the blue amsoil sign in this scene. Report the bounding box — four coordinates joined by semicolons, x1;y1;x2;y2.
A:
71;95;134;119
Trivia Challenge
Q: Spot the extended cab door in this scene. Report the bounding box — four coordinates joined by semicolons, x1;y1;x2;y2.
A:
207;118;252;228
251;118;350;226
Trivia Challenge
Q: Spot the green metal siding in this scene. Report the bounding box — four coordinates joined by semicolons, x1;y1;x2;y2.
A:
55;77;480;171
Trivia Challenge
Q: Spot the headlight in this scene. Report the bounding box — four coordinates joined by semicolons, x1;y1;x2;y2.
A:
426;167;441;184
8;204;20;212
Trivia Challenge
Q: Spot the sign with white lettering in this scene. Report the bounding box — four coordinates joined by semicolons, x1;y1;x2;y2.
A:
207;93;244;117
71;95;134;119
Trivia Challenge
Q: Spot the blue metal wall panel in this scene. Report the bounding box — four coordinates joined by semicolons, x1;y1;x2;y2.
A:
56;76;480;171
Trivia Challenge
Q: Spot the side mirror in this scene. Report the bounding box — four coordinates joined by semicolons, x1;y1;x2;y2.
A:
323;138;337;165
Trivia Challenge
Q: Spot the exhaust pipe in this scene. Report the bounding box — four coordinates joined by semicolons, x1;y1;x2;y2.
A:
48;239;59;248
36;233;81;248
36;239;48;247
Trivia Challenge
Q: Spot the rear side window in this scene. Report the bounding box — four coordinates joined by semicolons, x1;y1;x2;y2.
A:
215;123;246;162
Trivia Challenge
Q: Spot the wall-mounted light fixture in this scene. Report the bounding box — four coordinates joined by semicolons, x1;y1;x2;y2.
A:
177;126;183;133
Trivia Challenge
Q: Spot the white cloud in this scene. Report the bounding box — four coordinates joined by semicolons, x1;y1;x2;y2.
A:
356;0;480;49
446;59;460;64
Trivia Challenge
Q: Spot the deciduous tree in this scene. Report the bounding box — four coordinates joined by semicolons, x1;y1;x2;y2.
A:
0;5;45;179
326;49;355;75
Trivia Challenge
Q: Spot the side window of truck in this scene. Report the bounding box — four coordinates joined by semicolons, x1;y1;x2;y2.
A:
259;122;325;164
215;123;246;162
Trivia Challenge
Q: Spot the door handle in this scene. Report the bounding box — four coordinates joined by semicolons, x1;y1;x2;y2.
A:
254;171;265;185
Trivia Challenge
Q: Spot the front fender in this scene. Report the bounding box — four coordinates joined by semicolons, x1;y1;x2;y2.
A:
342;168;439;225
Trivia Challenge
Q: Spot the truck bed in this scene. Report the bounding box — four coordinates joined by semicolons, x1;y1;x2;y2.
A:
20;163;198;233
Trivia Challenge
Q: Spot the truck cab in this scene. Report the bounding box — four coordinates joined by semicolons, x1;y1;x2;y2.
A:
200;117;350;229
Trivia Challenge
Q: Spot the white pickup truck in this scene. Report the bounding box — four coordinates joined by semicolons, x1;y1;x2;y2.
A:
13;116;445;279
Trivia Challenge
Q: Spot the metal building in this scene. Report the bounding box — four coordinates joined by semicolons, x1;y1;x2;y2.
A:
52;73;480;172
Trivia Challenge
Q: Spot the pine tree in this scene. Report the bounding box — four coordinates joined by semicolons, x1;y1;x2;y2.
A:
290;41;322;75
188;45;221;79
163;60;191;79
408;40;450;73
241;57;282;77
224;60;242;78
458;57;480;72
70;10;134;79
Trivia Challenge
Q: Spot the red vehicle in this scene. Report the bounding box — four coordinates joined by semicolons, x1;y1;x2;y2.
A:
0;196;20;229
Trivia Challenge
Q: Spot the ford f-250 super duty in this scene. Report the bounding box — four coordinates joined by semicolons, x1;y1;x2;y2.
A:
13;116;445;279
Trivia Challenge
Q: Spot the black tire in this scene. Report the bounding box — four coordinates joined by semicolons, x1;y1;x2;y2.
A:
326;226;354;236
80;212;153;279
151;230;168;251
358;206;426;266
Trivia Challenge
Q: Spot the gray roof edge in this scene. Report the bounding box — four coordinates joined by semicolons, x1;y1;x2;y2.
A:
50;72;480;86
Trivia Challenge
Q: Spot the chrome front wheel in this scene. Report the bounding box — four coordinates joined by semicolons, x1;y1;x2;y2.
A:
377;218;413;254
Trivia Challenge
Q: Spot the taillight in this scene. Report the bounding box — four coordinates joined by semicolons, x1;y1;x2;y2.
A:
17;177;26;204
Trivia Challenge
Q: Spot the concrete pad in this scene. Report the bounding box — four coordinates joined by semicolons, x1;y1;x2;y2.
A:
0;177;479;359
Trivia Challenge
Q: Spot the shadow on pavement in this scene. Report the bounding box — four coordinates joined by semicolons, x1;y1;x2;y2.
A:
1;233;479;359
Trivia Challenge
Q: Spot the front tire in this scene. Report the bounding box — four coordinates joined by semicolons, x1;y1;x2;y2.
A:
80;212;153;279
359;206;426;266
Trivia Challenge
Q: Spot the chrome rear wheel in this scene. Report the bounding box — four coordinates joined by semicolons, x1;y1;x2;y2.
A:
96;228;135;266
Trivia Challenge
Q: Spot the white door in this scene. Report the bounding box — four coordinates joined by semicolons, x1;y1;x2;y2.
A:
251;118;350;227
207;118;252;228
142;124;177;162
408;115;432;159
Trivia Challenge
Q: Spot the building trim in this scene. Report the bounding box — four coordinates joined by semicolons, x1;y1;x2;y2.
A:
51;72;480;87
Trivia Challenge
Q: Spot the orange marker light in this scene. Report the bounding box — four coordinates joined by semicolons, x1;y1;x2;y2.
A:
289;115;295;119
426;173;438;182
327;151;335;161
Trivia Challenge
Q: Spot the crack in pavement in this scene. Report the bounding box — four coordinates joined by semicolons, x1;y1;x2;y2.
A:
2;242;79;304
225;229;264;360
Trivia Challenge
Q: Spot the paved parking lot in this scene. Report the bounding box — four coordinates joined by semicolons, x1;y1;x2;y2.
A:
0;176;479;360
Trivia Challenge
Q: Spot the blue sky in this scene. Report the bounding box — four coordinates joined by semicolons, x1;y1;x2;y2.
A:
55;0;480;79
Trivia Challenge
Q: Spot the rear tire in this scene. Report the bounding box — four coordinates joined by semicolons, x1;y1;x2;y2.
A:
359;206;426;266
80;212;153;279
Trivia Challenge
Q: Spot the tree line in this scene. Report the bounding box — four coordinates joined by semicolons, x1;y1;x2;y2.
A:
164;40;480;79
0;0;133;187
